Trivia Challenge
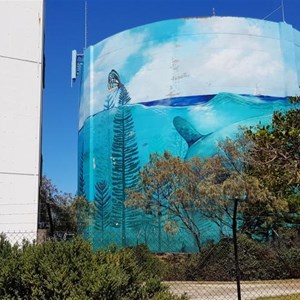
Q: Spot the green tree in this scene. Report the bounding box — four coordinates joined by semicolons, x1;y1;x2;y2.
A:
245;104;300;196
244;100;300;236
196;137;289;300
127;151;203;252
110;69;140;246
196;138;287;240
39;176;94;237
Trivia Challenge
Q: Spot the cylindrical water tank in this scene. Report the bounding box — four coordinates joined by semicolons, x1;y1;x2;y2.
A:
78;17;300;252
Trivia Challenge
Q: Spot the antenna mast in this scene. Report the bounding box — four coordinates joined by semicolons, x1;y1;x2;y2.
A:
84;0;88;50
71;0;86;86
281;0;285;22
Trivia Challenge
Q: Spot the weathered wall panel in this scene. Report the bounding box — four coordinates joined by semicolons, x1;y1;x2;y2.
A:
0;1;44;242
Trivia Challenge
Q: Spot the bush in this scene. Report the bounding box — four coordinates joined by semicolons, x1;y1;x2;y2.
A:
0;237;185;300
161;235;300;281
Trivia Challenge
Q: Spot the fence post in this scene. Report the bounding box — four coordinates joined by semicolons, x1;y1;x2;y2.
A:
233;197;242;300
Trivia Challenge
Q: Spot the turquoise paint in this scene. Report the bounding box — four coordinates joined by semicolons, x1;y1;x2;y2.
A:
78;17;300;252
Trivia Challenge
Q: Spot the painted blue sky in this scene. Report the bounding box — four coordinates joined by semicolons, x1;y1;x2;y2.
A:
44;0;300;194
79;17;300;128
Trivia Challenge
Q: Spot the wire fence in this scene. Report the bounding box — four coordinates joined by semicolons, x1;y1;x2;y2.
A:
0;231;37;245
0;229;299;300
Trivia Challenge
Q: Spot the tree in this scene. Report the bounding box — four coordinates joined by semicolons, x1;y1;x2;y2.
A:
196;137;287;240
71;195;95;235
244;99;300;235
126;151;203;252
39;176;57;236
39;176;94;238
197;138;274;300
245;100;300;196
109;70;140;246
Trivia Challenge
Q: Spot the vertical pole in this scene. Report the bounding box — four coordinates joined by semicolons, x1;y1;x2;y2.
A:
281;0;285;23
233;197;242;300
84;0;88;49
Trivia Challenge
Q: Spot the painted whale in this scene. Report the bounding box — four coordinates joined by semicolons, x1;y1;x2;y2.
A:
173;115;273;159
173;116;213;159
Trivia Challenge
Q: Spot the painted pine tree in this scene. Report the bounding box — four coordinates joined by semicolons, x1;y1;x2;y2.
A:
104;93;115;110
78;144;85;197
109;69;140;247
94;180;111;246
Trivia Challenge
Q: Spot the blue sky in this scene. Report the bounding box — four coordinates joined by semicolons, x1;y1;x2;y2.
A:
43;0;300;194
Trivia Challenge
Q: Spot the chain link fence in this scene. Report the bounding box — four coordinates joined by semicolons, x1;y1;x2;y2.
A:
0;229;299;300
161;232;300;300
0;231;37;245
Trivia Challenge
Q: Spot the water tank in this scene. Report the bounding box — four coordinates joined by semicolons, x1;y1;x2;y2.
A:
78;17;300;252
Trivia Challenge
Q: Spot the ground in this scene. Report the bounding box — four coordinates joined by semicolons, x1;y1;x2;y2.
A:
167;280;300;300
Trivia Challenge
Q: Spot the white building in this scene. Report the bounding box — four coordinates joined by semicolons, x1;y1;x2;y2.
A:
0;1;44;242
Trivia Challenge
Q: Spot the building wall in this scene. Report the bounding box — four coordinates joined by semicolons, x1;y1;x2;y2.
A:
0;1;44;241
79;17;300;252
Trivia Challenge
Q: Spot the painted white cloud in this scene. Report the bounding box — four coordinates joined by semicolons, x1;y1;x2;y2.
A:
79;29;148;127
126;17;297;104
80;17;300;127
127;42;177;103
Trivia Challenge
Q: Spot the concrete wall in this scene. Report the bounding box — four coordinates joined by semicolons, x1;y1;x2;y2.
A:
0;1;44;241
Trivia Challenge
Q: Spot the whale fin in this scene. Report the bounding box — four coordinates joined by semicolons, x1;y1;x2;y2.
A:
173;116;211;147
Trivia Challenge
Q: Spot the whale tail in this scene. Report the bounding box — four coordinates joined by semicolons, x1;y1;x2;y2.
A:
173;116;212;148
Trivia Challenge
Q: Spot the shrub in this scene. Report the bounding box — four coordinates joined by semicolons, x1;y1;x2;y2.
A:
0;237;185;300
161;235;300;281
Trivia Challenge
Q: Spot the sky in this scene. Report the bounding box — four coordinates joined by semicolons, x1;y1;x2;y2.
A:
43;0;300;194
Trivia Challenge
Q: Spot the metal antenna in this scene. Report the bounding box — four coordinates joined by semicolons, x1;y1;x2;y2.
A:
84;0;88;50
71;0;86;86
281;0;285;22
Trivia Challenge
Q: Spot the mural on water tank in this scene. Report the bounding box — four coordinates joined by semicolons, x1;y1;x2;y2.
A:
78;17;300;252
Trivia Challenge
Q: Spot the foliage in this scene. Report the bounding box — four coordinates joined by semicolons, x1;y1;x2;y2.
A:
0;237;184;300
39;176;94;237
196;137;287;241
110;70;140;246
127;151;204;252
162;234;300;281
71;195;95;235
244;102;300;238
245;103;300;196
152;291;189;300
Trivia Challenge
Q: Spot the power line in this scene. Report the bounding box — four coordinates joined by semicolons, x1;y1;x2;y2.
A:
262;5;281;20
262;0;286;22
